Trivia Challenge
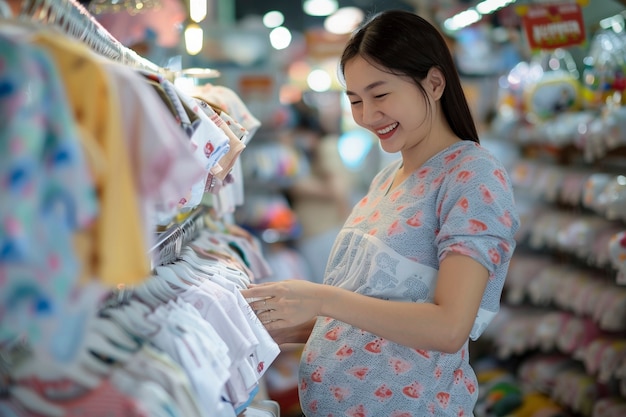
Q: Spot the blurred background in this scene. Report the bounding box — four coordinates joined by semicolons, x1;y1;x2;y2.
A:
86;1;626;416
11;0;626;415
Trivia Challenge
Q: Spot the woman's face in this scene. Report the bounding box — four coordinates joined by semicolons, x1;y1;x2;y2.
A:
344;56;432;155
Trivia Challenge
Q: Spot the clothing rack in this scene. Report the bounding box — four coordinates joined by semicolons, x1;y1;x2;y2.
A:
150;205;209;268
96;205;207;312
18;0;167;75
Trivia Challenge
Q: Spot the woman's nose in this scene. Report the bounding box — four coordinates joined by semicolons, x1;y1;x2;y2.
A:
361;101;382;125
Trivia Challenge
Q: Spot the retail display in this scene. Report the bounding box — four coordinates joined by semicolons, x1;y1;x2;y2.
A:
0;0;281;415
4;0;626;415
478;18;626;417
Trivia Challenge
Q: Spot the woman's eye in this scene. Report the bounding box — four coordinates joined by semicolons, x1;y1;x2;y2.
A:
350;100;362;105
374;93;388;99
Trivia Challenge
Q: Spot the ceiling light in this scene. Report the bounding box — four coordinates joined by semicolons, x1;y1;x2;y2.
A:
444;8;482;32
324;7;364;34
263;11;285;28
307;68;332;92
184;23;203;55
303;0;338;17
476;0;515;15
444;0;518;33
189;0;207;23
269;26;292;50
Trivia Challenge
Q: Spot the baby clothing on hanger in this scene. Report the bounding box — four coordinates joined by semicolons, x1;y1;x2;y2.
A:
191;84;261;144
0;33;98;350
104;61;206;246
33;32;150;287
120;345;204;417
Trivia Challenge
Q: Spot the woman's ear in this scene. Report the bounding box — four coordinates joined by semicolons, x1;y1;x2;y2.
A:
425;67;446;101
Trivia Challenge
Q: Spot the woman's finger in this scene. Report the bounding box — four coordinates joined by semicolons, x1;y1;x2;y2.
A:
242;282;275;294
252;297;274;312
258;308;280;325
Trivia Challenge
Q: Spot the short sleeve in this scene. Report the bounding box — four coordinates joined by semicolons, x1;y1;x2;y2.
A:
435;151;519;273
434;146;520;339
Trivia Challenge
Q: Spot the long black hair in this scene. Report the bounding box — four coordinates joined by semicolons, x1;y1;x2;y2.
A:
340;10;479;143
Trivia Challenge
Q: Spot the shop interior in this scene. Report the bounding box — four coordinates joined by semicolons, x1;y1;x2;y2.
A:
2;0;626;416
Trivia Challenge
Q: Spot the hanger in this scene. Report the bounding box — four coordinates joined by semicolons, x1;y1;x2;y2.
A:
154;265;199;289
10;351;100;390
19;0;41;18
38;0;58;28
153;227;183;267
9;350;123;415
179;251;207;269
68;3;92;48
183;245;240;274
182;246;241;278
18;0;166;74
100;306;139;336
83;331;133;365
137;276;169;304
181;245;202;264
155;265;200;289
184;254;232;278
89;317;140;352
145;274;179;301
190;234;244;267
44;0;60;25
133;280;164;309
182;247;232;279
10;385;64;417
181;253;250;290
178;257;215;278
114;300;160;336
127;298;151;316
181;246;215;269
166;261;204;286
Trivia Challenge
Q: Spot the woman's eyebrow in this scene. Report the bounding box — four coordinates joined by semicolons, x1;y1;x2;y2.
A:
346;80;387;96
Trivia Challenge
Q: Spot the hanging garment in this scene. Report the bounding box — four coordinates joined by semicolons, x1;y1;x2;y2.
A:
171;86;232;213
0;33;98;348
191;84;261;144
147;300;235;417
121;345;205;417
33;31;151;287
12;377;148;417
194;99;246;182
103;61;206;244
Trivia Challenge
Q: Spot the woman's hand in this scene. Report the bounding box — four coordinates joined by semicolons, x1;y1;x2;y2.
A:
241;280;325;331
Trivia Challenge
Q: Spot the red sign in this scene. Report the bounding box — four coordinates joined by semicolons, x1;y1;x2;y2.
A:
520;2;586;50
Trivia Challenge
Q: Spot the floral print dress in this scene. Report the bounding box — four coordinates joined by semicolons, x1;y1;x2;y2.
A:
299;141;520;416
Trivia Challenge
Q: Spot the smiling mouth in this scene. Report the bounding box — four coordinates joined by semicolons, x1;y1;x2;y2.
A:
376;122;398;137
